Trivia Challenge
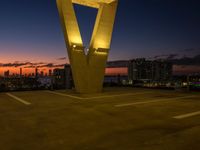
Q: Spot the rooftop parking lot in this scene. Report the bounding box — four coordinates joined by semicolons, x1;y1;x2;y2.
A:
0;87;200;150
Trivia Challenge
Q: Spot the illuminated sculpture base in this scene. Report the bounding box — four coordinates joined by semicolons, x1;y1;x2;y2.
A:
57;0;118;93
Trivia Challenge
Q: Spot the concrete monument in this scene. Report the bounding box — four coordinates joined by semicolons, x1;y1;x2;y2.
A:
57;0;118;93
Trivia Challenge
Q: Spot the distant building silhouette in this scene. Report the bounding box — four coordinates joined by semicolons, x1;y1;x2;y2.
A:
49;69;52;76
35;68;38;78
64;64;73;89
53;65;73;89
128;58;172;82
4;70;9;77
40;71;44;77
20;68;22;77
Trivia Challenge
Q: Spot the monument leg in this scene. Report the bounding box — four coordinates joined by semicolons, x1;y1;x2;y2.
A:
56;0;118;94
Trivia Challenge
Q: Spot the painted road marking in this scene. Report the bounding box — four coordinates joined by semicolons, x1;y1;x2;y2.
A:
45;91;153;100
6;93;31;105
83;92;153;100
46;91;83;100
115;95;196;107
173;111;200;119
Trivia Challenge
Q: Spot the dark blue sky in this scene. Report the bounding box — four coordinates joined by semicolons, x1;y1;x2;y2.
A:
0;0;200;63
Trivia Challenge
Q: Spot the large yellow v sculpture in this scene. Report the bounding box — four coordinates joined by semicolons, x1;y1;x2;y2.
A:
56;0;118;93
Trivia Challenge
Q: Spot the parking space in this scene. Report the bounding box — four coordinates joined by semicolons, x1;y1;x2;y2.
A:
0;88;200;150
6;93;31;105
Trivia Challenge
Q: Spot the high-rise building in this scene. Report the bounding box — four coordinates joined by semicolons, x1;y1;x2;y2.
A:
128;58;172;82
40;71;44;77
153;60;173;81
64;64;73;89
4;70;10;77
49;69;52;76
35;68;38;78
53;65;73;89
128;58;152;80
20;68;22;77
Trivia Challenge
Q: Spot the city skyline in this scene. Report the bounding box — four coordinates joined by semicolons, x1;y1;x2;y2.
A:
0;0;200;75
0;65;128;77
1;55;200;76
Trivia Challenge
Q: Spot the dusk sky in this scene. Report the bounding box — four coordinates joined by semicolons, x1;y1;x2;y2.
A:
0;0;200;75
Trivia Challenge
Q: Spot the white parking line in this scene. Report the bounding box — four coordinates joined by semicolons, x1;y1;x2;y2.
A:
45;91;153;100
115;95;196;107
6;93;31;105
46;91;83;100
83;92;153;100
173;111;200;119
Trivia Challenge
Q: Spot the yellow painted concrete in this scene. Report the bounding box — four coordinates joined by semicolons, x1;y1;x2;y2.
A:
72;0;116;8
57;0;118;93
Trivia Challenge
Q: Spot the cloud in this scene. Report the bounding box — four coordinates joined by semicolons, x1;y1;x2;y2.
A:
38;63;54;68
0;61;67;69
154;53;179;59
166;54;179;60
153;53;200;66
181;48;200;52
57;57;66;60
24;65;35;68
0;61;47;68
54;64;67;68
154;54;168;59
0;62;31;67
170;54;200;66
173;65;200;75
37;63;67;68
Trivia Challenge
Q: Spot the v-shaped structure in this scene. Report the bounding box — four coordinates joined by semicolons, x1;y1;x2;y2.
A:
56;0;118;93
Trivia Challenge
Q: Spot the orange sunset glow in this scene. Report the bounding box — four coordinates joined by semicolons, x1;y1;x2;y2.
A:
0;66;128;76
1;65;200;77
